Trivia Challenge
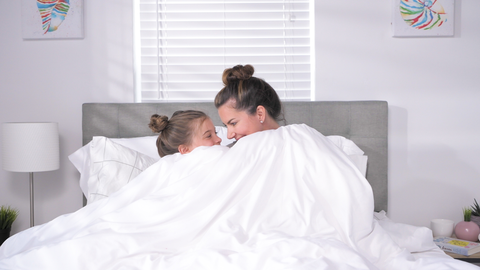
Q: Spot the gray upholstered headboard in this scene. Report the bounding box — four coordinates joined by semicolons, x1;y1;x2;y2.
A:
82;101;388;212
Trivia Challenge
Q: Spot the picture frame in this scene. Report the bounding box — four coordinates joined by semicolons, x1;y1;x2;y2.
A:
22;0;84;40
392;0;455;37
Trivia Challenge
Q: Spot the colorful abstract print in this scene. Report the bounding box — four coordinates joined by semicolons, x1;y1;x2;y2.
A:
400;0;447;30
37;0;70;34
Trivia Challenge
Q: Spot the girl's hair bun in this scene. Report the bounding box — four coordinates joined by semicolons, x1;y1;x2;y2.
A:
149;114;169;133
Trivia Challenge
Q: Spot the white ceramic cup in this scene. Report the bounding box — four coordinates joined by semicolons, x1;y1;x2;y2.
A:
431;219;455;238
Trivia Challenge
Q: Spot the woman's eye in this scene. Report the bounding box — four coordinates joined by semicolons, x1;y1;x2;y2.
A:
231;122;237;126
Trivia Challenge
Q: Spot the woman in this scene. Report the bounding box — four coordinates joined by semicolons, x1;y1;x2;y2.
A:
149;110;222;157
214;64;282;141
211;65;471;269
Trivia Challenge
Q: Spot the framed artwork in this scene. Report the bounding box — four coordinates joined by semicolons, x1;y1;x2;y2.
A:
22;0;84;40
392;0;455;37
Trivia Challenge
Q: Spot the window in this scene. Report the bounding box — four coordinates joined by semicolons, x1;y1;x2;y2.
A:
134;0;314;102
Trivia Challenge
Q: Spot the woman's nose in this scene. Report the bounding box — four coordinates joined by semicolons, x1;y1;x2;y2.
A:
227;128;235;140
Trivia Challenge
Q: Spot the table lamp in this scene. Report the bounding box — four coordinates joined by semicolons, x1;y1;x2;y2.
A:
2;122;59;227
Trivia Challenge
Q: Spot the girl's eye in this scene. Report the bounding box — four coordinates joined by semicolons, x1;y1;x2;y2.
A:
231;122;237;126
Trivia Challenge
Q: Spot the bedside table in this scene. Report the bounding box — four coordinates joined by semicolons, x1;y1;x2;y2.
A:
446;251;480;263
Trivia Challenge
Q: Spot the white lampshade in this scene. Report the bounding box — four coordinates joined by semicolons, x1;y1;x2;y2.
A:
2;122;59;172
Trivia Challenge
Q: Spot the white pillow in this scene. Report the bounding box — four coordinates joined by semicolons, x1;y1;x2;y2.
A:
326;135;364;155
326;135;368;177
109;136;159;159
69;136;159;183
69;136;159;197
86;136;157;204
69;144;91;196
346;154;368;177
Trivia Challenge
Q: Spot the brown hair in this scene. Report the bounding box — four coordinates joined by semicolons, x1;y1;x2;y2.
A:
214;64;283;122
148;110;208;157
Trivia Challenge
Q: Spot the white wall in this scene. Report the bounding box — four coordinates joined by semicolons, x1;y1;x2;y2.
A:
0;0;135;234
0;0;479;235
315;1;480;227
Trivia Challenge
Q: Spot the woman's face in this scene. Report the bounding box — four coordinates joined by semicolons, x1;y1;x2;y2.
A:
189;118;222;149
218;103;263;140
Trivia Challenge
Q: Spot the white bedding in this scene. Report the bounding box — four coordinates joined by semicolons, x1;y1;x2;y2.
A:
0;124;476;269
68;127;368;205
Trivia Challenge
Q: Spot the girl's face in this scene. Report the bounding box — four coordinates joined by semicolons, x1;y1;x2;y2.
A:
189;118;222;150
218;103;263;141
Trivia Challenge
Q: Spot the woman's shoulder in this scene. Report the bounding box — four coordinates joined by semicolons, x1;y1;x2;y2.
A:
281;123;319;133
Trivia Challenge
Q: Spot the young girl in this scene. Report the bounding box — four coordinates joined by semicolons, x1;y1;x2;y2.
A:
149;110;222;157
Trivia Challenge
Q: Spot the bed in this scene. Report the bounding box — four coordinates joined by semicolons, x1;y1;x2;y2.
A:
82;101;388;211
0;101;477;269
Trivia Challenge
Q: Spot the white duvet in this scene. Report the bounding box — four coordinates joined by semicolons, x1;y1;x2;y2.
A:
0;124;476;269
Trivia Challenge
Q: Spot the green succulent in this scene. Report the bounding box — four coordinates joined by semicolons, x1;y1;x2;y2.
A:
471;199;480;216
463;207;472;222
0;206;19;230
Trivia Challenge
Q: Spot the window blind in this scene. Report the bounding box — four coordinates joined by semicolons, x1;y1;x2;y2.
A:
134;0;314;102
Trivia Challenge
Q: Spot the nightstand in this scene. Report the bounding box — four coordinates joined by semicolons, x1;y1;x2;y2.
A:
446;251;480;264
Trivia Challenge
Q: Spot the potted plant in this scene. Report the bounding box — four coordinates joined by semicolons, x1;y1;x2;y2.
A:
470;199;480;228
455;207;480;242
0;205;19;246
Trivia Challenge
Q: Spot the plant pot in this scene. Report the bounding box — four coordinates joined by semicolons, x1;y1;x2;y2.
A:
455;221;480;242
0;227;11;246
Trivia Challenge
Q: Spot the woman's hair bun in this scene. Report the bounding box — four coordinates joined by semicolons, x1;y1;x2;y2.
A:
223;64;255;85
149;114;169;133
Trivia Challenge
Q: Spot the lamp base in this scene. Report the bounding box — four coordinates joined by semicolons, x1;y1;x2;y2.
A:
29;172;34;227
